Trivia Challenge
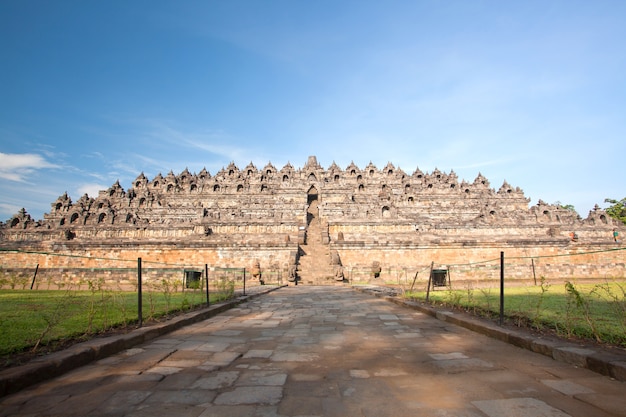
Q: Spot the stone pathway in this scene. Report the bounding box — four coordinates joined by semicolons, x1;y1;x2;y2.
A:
1;286;625;416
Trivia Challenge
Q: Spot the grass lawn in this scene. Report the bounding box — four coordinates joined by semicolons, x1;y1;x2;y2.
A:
406;280;626;347
0;288;234;360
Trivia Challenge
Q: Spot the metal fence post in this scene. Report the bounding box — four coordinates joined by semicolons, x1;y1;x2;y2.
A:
205;264;209;306
30;263;39;290
499;251;504;326
426;261;434;301
138;257;143;327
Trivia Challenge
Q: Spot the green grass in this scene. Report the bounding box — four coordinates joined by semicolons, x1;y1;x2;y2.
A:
406;280;626;347
0;286;235;359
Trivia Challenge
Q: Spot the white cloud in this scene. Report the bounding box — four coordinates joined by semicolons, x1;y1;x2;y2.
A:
0;152;60;182
76;183;108;199
144;122;249;160
0;202;21;218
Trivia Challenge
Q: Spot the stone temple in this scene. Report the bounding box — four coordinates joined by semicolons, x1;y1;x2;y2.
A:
1;156;624;286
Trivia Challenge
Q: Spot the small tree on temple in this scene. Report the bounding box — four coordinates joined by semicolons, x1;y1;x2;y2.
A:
604;198;626;225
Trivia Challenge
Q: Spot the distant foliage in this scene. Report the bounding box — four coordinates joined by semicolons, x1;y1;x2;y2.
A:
604;198;626;225
554;201;577;213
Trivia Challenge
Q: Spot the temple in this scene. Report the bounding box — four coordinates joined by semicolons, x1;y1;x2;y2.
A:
1;156;623;285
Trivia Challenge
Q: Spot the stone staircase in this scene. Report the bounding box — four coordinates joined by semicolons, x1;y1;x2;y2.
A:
296;200;336;284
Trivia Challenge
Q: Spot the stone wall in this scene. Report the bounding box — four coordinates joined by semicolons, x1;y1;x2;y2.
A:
334;240;625;284
0;240;296;289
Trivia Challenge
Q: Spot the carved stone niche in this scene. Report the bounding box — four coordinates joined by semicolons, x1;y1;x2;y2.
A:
371;261;381;279
250;259;263;284
547;226;560;237
9;208;33;229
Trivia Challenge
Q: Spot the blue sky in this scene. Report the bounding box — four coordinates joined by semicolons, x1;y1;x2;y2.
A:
1;1;625;221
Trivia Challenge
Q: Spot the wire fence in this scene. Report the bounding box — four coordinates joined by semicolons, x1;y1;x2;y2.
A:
0;249;284;359
1;246;625;356
348;248;625;348
0;248;284;291
3;246;624;291
343;246;626;291
335;247;626;347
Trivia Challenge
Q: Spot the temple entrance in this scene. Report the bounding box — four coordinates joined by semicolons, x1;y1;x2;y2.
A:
307;186;319;226
307;186;318;205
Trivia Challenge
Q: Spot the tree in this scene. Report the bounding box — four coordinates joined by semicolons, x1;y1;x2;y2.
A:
554;201;577;212
604;198;626;225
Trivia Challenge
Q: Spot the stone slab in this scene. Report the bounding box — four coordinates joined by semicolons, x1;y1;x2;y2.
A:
214;386;283;405
472;398;572;417
541;379;595;396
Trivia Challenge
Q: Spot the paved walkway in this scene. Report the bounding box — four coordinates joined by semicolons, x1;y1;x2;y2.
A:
1;286;625;417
